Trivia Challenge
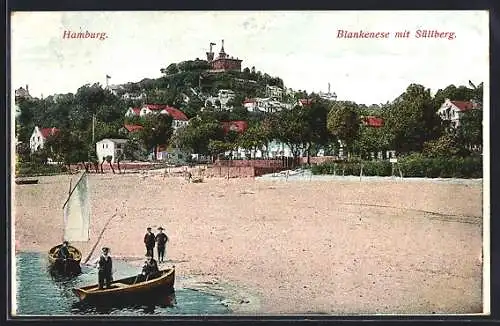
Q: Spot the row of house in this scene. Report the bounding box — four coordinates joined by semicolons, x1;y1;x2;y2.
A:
124;104;190;131
26;97;480;163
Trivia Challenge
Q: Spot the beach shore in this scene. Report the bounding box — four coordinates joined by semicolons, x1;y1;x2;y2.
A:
14;173;483;314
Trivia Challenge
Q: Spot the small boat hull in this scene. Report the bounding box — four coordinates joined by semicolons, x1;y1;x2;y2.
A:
73;268;175;303
15;179;39;185
48;244;82;275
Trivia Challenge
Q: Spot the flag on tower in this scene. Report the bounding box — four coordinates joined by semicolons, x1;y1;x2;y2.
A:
106;75;111;79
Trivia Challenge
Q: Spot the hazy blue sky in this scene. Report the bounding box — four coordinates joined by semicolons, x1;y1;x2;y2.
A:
11;11;488;105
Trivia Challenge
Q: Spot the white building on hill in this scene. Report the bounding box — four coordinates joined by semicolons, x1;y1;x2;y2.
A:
437;98;480;128
29;126;59;153
124;104;189;132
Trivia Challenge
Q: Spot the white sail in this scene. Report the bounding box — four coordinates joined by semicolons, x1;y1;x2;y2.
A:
63;172;91;242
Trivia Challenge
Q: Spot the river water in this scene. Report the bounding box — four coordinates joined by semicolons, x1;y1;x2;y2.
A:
13;252;230;316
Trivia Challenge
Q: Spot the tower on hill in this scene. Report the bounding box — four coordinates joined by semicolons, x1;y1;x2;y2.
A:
206;39;242;72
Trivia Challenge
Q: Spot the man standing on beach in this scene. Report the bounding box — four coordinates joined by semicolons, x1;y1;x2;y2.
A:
155;227;169;263
144;227;156;257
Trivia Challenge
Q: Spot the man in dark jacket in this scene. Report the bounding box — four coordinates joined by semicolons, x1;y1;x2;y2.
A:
137;255;159;282
155;227;169;263
58;241;72;260
144;227;155;257
94;247;113;289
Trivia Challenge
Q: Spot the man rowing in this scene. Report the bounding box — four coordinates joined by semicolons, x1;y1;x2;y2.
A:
57;240;72;260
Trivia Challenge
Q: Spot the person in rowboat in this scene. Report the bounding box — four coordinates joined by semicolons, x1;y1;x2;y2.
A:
93;247;113;289
144;227;156;258
58;241;72;260
155;227;169;263
137;255;159;282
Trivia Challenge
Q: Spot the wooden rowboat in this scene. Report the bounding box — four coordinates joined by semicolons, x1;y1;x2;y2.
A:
15;178;39;185
48;244;82;275
72;268;175;302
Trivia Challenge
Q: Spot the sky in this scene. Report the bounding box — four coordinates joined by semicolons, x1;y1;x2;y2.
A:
11;11;489;105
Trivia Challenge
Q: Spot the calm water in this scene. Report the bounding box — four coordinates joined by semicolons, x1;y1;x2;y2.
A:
14;252;231;316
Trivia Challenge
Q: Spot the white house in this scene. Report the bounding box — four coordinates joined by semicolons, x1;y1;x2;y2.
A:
204;89;236;110
95;138;128;163
30;126;59;153
225;139;300;159
107;84;124;96
124;104;189;132
243;98;291;113
122;92;146;101
265;85;283;100
437;98;480;128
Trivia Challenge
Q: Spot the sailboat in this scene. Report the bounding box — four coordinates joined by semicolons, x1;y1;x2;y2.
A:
48;171;91;276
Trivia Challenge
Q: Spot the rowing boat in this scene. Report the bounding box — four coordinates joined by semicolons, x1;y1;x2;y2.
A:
48;244;82;275
15;178;38;185
72;268;175;302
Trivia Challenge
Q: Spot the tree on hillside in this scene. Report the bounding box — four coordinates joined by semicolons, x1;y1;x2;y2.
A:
208;140;233;162
352;125;391;160
229;106;249;121
44;129;88;170
422;132;466;158
267;107;310;160
303;101;331;164
326;101;360;159
122;137;147;162
176;117;224;155
161;63;180;75
237;122;270;159
384;84;441;154
456;109;482;151
433;84;477;109
138;113;174;160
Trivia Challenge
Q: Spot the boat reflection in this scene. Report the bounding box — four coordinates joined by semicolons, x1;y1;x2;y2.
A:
71;291;177;314
47;264;82;280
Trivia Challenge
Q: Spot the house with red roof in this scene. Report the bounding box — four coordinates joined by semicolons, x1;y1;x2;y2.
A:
361;116;384;128
123;124;144;133
297;99;313;107
437;98;481;127
220;120;248;134
125;104;189;131
30;126;59;153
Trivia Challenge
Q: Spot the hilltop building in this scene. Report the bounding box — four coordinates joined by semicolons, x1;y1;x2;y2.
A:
206;40;242;72
437;98;481;128
319;83;337;101
15;85;32;100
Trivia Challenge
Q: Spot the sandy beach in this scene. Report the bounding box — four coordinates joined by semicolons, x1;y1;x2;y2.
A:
14;173;484;315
